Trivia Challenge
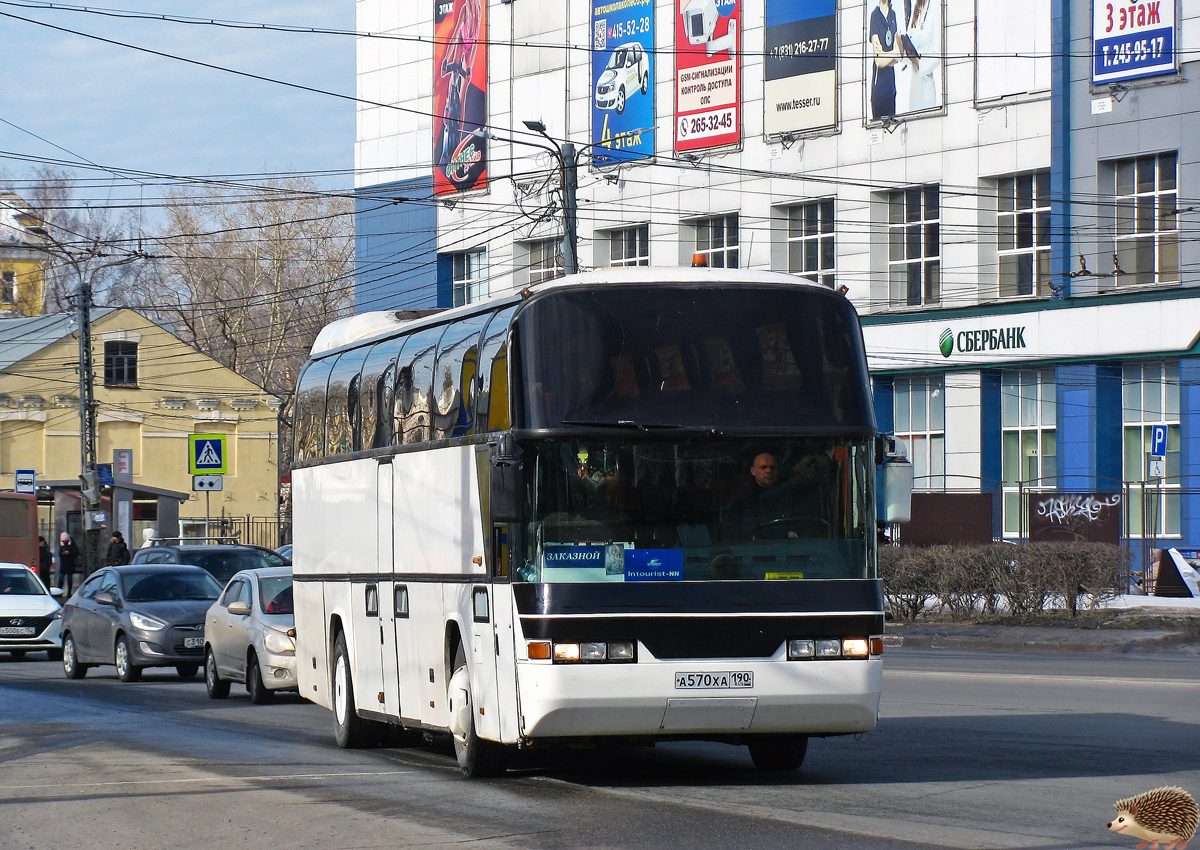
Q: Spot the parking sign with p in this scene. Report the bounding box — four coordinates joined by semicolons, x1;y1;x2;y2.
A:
189;434;227;475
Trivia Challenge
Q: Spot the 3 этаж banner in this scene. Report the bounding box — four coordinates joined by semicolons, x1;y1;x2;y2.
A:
764;0;837;137
675;0;741;153
433;0;488;196
1091;0;1176;85
592;0;656;165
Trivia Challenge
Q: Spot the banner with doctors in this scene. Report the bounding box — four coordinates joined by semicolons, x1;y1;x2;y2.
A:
591;0;655;165
864;0;943;123
675;0;741;153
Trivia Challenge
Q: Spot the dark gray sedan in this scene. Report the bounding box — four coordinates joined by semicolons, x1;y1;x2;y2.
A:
61;565;223;682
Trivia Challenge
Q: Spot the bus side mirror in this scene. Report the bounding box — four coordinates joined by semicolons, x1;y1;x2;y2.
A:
880;460;913;524
491;465;522;523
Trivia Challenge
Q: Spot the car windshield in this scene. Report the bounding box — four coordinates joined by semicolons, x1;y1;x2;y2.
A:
259;576;293;614
0;568;44;596
516;437;876;584
121;570;222;602
607;50;628;70
185;550;272;585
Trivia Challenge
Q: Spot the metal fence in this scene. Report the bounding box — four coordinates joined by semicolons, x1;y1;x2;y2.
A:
201;515;289;550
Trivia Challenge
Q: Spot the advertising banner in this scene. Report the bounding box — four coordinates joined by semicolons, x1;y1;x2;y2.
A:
433;0;488;196
865;0;944;122
674;0;741;153
592;0;656;165
764;0;837;136
1091;0;1176;85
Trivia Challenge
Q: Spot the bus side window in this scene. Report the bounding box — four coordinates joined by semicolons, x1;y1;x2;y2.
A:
431;314;490;440
396;327;445;445
293;358;336;461
473;306;516;434
359;340;400;450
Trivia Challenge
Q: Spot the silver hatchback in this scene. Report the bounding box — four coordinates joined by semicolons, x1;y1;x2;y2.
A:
203;567;296;703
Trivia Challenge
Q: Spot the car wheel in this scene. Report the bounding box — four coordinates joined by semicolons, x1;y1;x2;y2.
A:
449;644;508;777
205;647;230;699
247;650;274;704
114;635;142;683
332;632;380;748
176;664;199;680
9;649;26;660
615;87;626;115
47;648;63;661
747;735;808;771
62;634;88;679
640;72;648;94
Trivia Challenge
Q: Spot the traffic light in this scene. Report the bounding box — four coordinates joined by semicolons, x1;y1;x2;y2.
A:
79;469;100;506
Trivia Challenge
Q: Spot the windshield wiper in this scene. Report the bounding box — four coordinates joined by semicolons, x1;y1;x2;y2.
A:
561;419;692;431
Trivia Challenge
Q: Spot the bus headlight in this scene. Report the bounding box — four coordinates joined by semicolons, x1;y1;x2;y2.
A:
787;639;815;659
815;639;841;658
841;638;870;659
553;643;581;662
579;642;607;661
606;640;635;661
537;640;637;663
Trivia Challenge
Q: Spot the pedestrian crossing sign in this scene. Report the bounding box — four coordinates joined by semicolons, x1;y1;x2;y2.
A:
189;434;227;475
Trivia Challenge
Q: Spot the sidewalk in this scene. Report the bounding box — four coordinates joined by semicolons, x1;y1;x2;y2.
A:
883;594;1200;654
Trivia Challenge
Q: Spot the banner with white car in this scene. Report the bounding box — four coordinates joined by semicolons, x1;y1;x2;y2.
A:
591;0;655;165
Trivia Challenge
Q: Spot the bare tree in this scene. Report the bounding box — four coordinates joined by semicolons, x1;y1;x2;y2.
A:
134;179;355;404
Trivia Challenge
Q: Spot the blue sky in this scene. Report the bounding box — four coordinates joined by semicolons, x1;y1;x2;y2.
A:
0;2;355;194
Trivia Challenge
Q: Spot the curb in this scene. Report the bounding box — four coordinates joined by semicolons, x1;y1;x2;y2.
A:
882;627;1200;655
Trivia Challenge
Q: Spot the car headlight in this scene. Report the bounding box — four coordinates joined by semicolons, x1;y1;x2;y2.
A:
129;612;167;632
263;628;296;655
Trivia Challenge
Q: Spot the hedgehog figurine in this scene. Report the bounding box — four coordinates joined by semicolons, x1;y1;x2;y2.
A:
1107;786;1198;849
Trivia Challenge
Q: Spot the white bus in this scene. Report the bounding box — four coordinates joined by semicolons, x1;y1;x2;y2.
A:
291;267;908;776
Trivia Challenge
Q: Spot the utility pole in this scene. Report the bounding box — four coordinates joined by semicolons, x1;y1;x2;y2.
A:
521;121;579;276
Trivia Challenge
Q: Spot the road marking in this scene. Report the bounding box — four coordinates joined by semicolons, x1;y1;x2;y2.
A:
0;770;411;791
885;670;1200;688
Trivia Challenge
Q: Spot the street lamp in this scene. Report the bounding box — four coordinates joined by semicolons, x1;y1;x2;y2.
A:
520;120;579;276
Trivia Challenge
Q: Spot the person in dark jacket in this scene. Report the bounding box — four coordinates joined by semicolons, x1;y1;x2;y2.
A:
57;532;79;595
105;531;131;566
37;536;52;585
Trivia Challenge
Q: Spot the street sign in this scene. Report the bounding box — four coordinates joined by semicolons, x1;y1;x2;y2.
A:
97;463;113;486
113;449;133;478
192;475;223;491
1148;457;1166;480
189;434;227;475
14;469;35;494
1150;424;1167;458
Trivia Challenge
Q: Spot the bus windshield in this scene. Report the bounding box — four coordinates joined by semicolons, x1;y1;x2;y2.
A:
515;437;875;583
515;285;875;433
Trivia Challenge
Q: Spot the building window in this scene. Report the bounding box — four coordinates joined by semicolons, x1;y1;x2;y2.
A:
693;213;739;268
786;199;835;287
1123;361;1180;537
888;186;940;307
1001;368;1056;535
104;341;138;387
0;271;14;303
451;250;486;307
525;238;563;284
1111;152;1179;286
997;172;1051;298
608;225;649;267
893;375;944;490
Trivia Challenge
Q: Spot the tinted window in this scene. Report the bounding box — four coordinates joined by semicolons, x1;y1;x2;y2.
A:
183;550;272;585
120;570;222;601
395;327;445;445
432;314;490;439
475;306;516;433
326;348;370;456
359;339;402;449
0;568;43;595
259;576;293;614
294;358;336;462
514;286;875;432
219;579;244;606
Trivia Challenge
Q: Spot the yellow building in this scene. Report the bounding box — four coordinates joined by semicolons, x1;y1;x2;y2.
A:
0;307;282;540
0;192;48;317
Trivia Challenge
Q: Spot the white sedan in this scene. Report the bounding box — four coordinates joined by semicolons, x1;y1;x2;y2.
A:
595;42;649;115
0;563;63;660
203;566;296;703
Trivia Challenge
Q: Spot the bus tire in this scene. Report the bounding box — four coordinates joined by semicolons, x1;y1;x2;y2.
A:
747;735;808;771
449;645;508;777
63;634;88;679
205;648;230;698
332;632;381;748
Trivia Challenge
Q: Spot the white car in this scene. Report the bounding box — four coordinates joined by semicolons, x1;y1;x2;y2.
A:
595;42;649;114
0;563;63;660
203;566;296;703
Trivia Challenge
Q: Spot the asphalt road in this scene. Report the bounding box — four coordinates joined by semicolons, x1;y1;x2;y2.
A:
1;650;1197;850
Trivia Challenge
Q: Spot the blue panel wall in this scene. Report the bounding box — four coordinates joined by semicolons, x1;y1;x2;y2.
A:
1181;357;1200;546
980;370;1003;538
872;378;894;434
1049;0;1072;297
1056;364;1121;492
355;176;438;312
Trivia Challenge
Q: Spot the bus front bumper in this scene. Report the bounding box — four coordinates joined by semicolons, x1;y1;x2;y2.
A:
515;656;881;740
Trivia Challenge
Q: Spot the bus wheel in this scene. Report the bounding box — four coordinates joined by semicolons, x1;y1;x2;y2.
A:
332;632;379;748
448;645;508;777
747;735;808;771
